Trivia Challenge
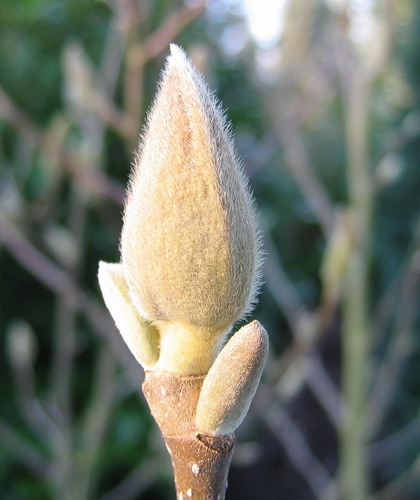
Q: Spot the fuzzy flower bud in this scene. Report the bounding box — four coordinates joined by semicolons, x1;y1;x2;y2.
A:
121;46;261;331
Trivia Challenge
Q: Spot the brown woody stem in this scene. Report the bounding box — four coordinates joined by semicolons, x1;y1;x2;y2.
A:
142;371;235;499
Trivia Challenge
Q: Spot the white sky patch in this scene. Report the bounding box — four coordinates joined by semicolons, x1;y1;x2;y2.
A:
241;0;290;47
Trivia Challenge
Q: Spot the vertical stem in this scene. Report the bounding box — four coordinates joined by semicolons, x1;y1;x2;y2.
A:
50;186;88;497
340;71;371;499
142;371;235;500
339;3;394;496
72;346;117;500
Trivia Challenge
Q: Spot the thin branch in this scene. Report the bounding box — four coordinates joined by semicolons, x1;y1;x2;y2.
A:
368;238;420;436
260;392;338;499
99;456;161;500
0;86;42;142
72;346;118;499
132;0;207;67
0;211;74;293
0;84;125;205
371;259;407;347
121;0;145;148
374;455;420;500
263;233;307;331
99;15;125;97
0;416;52;481
369;417;420;468
10;367;56;444
334;3;395;495
116;0;208;147
90;90;136;139
303;353;341;429
276;115;336;237
0;211;141;390
268;311;322;387
50;183;89;430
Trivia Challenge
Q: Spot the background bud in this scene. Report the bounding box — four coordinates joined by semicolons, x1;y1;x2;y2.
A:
195;320;269;435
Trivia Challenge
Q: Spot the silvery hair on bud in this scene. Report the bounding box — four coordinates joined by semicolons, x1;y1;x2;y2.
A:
121;44;262;333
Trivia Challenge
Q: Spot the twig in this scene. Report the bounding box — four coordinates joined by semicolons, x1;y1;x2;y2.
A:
0;86;42;142
50;181;90;428
0;416;52;481
0;84;125;204
303;353;341;429
119;0;207;148
132;0;207;66
340;67;371;500
369;417;420;467
99;456;161;500
338;3;396;496
99;15;125;97
120;0;145;148
263;233;307;331
268;311;322;387
261;393;338;499
368;238;420;436
0;211;140;389
374;455;420;500
275;114;336;238
72;346;118;499
0;210;74;293
91;90;136;139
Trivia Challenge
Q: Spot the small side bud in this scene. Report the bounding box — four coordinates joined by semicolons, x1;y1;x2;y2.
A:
195;321;269;435
98;261;159;368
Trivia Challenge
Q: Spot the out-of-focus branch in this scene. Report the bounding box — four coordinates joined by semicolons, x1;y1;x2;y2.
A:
132;0;207;66
0;87;42;142
369;416;420;468
275;114;336;238
263;233;307;330
0;211;74;292
341;66;371;500
374;455;420;500
258;388;338;499
368;234;420;436
0;211;140;389
263;234;332;393
118;0;145;149
337;3;396;497
303;353;341;429
0;84;125;204
99;456;161;500
0;417;52;481
117;0;207;147
91;90;136;138
50;185;87;430
71;346;117;499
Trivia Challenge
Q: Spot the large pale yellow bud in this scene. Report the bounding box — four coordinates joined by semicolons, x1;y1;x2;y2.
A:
121;44;261;333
